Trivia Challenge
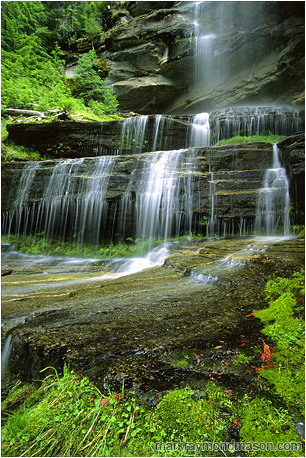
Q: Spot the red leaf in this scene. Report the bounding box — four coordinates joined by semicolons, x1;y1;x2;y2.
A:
246;370;252;375
233;419;240;426
99;398;110;407
193;353;201;364
261;342;273;362
296;297;304;303
225;389;233;396
240;343;246;347
214;345;222;349
245;309;264;317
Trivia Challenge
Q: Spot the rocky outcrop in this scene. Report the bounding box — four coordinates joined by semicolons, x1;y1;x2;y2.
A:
6;117;191;158
278;133;305;225
2;137;304;235
69;1;305;114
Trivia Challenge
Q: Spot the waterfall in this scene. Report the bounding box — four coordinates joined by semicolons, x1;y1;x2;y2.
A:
119;115;149;154
255;144;291;235
190;113;210;147
33;157;115;245
206;169;216;236
117;115;182;154
1;333;16;387
210;107;304;144
4;162;40;238
135;149;197;246
193;2;216;91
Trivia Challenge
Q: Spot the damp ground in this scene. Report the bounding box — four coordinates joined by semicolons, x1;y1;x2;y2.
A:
1;235;304;399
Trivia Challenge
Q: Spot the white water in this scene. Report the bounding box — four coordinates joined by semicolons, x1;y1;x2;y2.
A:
255;144;291;235
5;162;40;237
1;334;13;385
135;149;197;247
119;115;149;154
193;3;216;90
210;106;303;144
190;113;210;147
33;157;115;245
206;169;217;236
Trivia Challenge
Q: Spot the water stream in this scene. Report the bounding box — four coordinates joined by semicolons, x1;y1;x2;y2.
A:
255;144;291;235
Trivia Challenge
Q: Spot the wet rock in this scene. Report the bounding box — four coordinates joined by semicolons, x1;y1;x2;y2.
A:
295;421;305;440
1;268;13;277
1;236;304;394
94;2;305;113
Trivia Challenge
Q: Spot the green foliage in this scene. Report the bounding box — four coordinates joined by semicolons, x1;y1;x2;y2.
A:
1;2;118;118
73;50;118;114
255;270;305;415
2;234;201;258
1;142;43;162
155;384;234;445
1;2;70;110
2;372;238;457
240;398;304;457
215;134;287;146
233;353;252;366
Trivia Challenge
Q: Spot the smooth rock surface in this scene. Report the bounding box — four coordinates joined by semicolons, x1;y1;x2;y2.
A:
1;236;304;392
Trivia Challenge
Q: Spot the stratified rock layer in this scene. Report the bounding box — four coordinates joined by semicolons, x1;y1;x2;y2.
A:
71;1;305;113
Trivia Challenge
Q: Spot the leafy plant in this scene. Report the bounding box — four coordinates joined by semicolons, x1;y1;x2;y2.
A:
72;50;118;114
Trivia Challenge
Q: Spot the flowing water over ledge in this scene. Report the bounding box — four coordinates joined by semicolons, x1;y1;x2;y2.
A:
2;235;304;394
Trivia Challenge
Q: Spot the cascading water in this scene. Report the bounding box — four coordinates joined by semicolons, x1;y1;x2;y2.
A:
255;144;291;235
206;169;216;236
193;2;216;91
135;149;197;247
209;106;304;145
189;113;210;147
28;157;115;246
119;115;149;154
4;162;40;237
2;111;300;250
118;114;184;154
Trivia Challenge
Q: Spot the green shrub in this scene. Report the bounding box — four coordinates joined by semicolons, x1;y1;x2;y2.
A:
72;50;118;114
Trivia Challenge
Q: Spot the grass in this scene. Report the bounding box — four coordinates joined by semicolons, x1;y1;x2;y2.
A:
215;134;287;146
1;368;244;457
1;234;201;259
1;141;45;162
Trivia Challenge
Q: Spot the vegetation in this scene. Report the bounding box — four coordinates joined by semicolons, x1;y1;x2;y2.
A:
1;271;304;457
215;134;287;146
72;49;118;115
1;234;201;259
1;1;119;120
255;270;305;415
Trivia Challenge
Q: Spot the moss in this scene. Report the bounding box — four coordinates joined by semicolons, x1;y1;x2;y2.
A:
215;134;287;146
155;385;234;444
240;398;304;457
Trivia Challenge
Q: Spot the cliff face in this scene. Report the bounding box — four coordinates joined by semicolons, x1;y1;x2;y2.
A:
68;1;305;114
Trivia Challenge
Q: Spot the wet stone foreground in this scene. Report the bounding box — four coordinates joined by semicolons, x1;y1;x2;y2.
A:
1;236;304;399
